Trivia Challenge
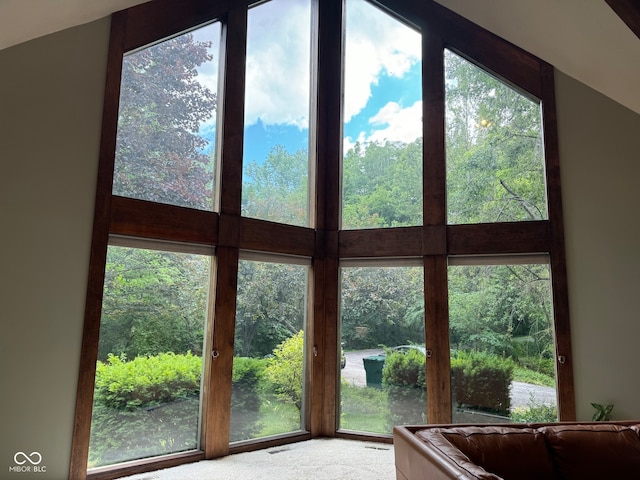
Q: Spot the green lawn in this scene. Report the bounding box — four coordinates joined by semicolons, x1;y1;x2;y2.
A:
257;394;301;437
339;383;390;434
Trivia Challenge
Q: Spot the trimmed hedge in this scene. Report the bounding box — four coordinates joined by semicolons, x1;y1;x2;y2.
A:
94;352;200;410
89;353;264;467
382;349;426;427
451;350;514;415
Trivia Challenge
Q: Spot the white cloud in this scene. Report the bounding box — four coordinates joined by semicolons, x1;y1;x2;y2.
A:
192;22;221;128
367;100;422;144
343;1;421;122
194;0;421;135
343;100;422;151
244;0;311;129
241;0;421;130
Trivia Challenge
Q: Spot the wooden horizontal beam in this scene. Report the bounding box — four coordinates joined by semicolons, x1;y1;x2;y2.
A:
110;196;218;245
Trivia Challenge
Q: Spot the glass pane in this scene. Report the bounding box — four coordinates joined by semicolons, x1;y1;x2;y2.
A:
89;246;210;467
113;22;220;211
342;0;422;229
339;266;425;434
242;0;311;227
448;263;558;424
445;49;548;224
231;260;309;442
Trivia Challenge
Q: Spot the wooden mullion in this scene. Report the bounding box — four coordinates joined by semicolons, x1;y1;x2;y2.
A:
316;0;343;436
201;5;247;458
423;30;446;229
217;6;247;219
310;253;326;435
422;23;451;426
541;62;576;421
69;12;127;480
203;246;240;458
424;255;452;424
123;0;254;53
316;0;343;233
321;253;340;435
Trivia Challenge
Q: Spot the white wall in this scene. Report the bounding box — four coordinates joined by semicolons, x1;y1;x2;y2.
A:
1;12;640;480
0;18;109;479
555;71;640;421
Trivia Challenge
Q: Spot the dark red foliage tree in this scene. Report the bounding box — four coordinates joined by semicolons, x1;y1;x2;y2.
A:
113;32;217;210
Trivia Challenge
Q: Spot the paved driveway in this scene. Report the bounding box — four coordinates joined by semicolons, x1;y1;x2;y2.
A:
341;349;384;387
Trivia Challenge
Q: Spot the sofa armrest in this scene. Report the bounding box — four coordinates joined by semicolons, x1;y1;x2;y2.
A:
393;426;500;480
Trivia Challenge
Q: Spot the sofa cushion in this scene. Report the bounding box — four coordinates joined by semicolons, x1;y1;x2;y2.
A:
541;424;640;479
436;426;560;480
415;430;502;479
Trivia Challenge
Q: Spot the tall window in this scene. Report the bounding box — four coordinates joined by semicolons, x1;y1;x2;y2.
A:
242;0;312;226
72;0;572;477
89;246;211;467
342;0;423;229
231;257;309;441
339;263;425;434
448;259;558;424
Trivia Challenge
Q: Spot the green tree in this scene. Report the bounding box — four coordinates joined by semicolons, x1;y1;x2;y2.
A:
99;247;209;361
448;264;554;359
242;146;308;226
342;140;422;228
445;49;546;224
341;267;424;349
235;261;307;357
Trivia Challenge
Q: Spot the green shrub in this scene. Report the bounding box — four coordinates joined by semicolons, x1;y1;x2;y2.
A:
510;393;557;423
90;352;264;466
265;331;304;411
451;351;514;415
382;350;426;427
230;356;266;441
518;356;556;378
90;352;202;466
94;352;201;410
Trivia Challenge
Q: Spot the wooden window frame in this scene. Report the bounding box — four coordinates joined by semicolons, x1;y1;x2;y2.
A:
70;0;574;478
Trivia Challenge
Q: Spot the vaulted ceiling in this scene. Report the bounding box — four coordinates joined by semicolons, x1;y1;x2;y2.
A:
1;0;639;114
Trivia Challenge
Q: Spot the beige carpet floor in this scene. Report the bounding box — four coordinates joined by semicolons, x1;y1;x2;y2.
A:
118;438;396;480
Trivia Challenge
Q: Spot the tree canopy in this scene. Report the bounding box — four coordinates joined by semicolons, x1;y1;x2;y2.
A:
445;49;547;224
112;31;217;210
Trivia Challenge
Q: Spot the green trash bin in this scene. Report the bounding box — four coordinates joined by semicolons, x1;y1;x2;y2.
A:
363;355;386;388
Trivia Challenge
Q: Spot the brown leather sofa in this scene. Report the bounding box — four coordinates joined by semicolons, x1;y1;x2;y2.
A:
394;421;640;479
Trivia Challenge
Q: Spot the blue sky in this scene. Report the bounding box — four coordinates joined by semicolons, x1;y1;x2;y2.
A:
195;0;423;165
